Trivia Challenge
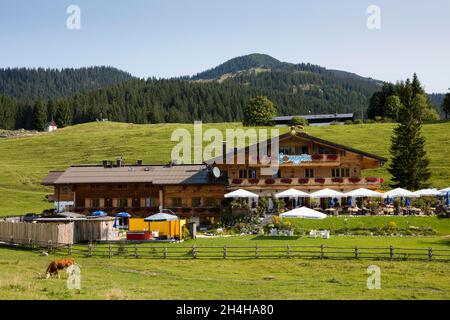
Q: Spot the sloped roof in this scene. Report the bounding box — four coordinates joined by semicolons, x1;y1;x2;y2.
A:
42;164;222;185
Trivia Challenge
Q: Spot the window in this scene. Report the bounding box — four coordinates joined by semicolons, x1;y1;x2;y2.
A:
294;146;302;155
90;198;100;208
305;169;314;178
192;197;201;207
205;197;216;207
279;146;290;155
117;184;128;189
171;197;182;207
118;198;128;208
90;184;101;189
145;197;154;208
332;168;350;178
302;146;309;154
248;169;257;179
239;170;247;179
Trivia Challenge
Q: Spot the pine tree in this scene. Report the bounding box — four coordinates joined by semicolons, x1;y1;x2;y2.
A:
442;89;450;119
388;81;431;190
55;100;72;127
32;100;47;131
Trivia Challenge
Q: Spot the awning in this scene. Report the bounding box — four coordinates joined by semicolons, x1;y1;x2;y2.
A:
224;189;259;198
280;207;327;219
310;188;344;198
345;188;383;197
383;188;418;198
413;188;442;197
144;212;179;222
275;189;310;198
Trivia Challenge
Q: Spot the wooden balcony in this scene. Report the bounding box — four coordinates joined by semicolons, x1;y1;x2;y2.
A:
247;154;341;167
229;177;383;189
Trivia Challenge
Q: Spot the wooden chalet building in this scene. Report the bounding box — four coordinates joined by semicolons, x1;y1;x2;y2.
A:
43;130;387;224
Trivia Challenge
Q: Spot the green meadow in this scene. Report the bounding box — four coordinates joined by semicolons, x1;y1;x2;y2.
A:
0;121;449;216
1;233;450;300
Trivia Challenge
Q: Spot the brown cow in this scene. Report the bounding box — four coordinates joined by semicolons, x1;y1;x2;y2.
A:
45;258;75;279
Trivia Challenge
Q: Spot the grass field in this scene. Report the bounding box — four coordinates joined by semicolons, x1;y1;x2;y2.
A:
0;121;449;216
1;234;450;300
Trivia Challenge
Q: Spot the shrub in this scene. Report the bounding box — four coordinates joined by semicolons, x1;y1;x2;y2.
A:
330;120;340;125
344;120;354;125
374;116;383;122
354;119;363;124
290;116;308;126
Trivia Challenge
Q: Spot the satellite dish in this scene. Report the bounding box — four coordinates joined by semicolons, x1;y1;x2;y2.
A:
212;167;221;178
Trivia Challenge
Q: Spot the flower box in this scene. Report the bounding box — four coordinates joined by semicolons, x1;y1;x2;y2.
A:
312;154;324;160
265;178;276;185
281;178;292;184
315;178;325;184
331;177;344;183
232;178;243;185
365;177;378;183
248;178;260;184
380;178;385;183
327;154;338;161
298;178;309;184
349;177;361;183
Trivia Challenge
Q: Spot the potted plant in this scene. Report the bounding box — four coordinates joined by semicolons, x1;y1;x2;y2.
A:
312;154;324;160
298;178;309;184
327;154;338;161
232;178;243;185
280;178;292;184
349;177;361;183
332;177;344;183
248;178;260;184
315;177;325;184
265;178;276;185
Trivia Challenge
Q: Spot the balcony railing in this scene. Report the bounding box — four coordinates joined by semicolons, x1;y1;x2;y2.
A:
229;177;383;187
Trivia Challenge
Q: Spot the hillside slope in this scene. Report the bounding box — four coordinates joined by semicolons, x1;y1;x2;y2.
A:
0;121;448;216
0;66;134;101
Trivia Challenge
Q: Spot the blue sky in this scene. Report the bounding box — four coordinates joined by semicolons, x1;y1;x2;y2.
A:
0;0;449;92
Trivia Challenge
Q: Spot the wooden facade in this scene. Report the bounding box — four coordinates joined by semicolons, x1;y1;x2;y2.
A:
43;130;387;224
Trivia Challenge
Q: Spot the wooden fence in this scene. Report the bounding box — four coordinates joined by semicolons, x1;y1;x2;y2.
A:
60;243;450;261
0;222;74;247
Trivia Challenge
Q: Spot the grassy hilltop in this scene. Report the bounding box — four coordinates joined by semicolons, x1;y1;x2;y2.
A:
0;121;449;216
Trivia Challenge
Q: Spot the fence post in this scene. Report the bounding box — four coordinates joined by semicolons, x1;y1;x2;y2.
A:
134;244;138;259
164;246;168;259
354;246;359;259
287;245;291;258
48;240;53;253
223;246;227;259
255;244;259;259
390;246;394;260
108;244;112;258
88;242;93;257
28;238;32;250
68;244;73;256
428;247;433;261
320;244;324;259
10;235;13;246
192;245;197;259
